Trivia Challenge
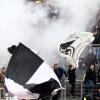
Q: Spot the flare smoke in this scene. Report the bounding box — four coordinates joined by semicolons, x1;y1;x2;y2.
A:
0;0;100;67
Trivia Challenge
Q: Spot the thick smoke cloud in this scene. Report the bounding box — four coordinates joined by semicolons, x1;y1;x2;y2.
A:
0;0;100;67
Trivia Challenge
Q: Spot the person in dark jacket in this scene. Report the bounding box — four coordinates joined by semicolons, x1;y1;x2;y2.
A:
53;63;67;82
84;64;96;99
68;64;76;96
92;25;100;44
53;63;67;100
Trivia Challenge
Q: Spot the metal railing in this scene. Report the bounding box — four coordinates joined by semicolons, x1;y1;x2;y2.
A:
0;81;100;99
61;80;100;100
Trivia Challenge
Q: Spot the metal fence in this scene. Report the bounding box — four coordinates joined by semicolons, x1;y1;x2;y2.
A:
60;80;100;100
0;81;100;99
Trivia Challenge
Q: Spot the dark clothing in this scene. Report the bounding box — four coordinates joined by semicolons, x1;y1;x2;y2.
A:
92;33;100;44
68;68;76;95
68;68;76;83
53;67;67;100
40;96;51;100
97;68;100;82
54;67;67;88
54;67;67;80
92;25;100;33
52;91;61;100
84;69;96;98
92;25;100;44
84;70;96;84
69;82;75;96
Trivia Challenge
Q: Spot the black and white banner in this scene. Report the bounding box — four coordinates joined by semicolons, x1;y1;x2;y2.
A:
59;32;94;67
5;43;61;99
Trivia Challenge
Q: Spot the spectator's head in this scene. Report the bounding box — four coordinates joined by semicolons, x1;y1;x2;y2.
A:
1;67;7;75
53;63;59;69
89;64;94;71
88;49;93;55
95;25;99;29
93;31;97;37
69;64;73;69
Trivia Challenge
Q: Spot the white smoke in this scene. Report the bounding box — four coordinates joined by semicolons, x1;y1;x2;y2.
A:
0;0;100;67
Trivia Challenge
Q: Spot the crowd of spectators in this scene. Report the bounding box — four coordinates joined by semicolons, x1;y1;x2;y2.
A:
52;11;100;99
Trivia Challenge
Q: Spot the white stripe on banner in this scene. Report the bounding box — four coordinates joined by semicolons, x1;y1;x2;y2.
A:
5;77;40;99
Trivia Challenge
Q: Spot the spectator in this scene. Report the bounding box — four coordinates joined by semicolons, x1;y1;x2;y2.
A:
0;67;8;99
1;67;7;81
84;64;96;99
53;63;67;100
0;69;2;83
92;25;100;36
53;63;67;83
1;67;8;95
68;64;76;96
